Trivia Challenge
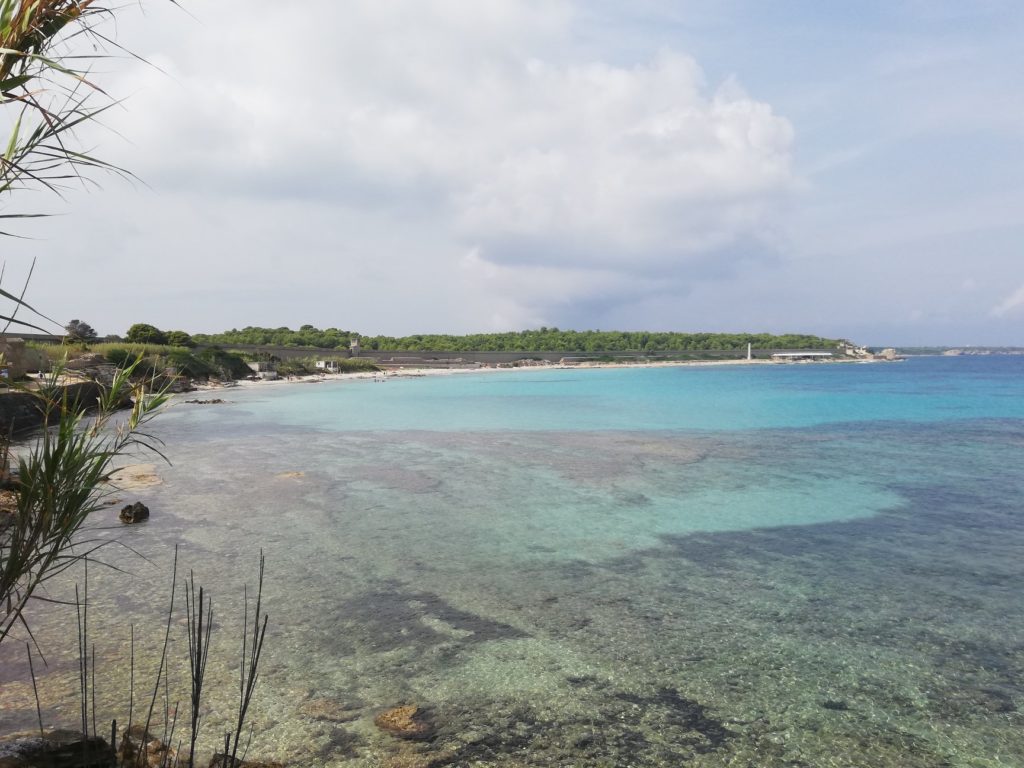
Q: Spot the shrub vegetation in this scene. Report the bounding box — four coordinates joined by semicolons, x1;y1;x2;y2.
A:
124;323;168;345
194;326;845;353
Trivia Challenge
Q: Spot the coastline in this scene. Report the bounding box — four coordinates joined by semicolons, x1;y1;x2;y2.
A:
190;354;889;392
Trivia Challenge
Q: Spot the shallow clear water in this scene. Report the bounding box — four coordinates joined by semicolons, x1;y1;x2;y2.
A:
2;357;1023;767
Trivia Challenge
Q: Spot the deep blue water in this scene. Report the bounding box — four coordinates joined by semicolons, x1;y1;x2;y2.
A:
2;356;1022;767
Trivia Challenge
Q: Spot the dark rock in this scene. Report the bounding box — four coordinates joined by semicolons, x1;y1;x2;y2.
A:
119;501;150;524
973;687;1016;713
0;383;133;437
0;730;114;767
573;733;597;748
821;699;850;711
324;728;361;759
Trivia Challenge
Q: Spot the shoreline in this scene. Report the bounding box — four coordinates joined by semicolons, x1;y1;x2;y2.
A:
190;355;890;392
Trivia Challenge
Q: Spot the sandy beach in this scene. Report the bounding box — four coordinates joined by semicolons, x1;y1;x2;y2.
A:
191;354;885;392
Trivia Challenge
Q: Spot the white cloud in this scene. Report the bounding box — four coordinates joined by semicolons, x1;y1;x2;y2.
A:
454;59;795;271
991;283;1024;317
55;0;797;332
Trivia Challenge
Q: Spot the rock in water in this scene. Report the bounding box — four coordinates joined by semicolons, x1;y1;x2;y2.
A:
119;501;150;524
118;724;176;768
374;705;434;740
207;756;286;768
0;730;115;767
297;698;360;723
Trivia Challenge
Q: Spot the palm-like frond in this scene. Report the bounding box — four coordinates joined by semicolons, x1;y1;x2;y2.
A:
1;0;133;236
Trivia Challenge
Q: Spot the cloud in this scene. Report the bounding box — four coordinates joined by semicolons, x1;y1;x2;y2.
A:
455;63;795;272
7;0;1024;345
68;1;798;329
991;283;1024;317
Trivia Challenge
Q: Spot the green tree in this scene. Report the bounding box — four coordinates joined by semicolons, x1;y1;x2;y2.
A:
64;318;97;343
166;329;195;347
126;322;168;345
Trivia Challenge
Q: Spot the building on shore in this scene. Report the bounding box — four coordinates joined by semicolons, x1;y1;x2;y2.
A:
770;352;834;361
247;361;279;380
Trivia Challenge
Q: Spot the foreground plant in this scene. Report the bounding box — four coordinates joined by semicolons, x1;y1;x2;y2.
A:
0;357;170;646
11;546;272;768
2;0;123;235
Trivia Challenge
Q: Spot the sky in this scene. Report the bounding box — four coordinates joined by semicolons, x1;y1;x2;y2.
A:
3;1;1023;345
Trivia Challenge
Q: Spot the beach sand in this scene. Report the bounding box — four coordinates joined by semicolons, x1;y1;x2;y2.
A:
191;354;881;392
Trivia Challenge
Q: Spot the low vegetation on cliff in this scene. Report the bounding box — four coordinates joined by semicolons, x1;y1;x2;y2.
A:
193;326;843;353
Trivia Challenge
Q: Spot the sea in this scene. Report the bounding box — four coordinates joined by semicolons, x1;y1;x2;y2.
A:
2;355;1023;767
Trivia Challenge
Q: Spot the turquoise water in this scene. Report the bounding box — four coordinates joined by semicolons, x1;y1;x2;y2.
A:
2;357;1023;766
175;357;1024;432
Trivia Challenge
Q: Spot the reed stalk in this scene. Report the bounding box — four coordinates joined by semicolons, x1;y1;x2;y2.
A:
91;643;97;739
228;551;268;766
26;640;43;737
137;546;178;768
124;624;134;761
74;579;89;765
185;571;212;768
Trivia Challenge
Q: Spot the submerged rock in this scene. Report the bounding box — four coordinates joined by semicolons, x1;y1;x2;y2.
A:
821;699;850;711
118;724;175;768
207;755;286;768
119;501;150;524
374;705;435;740
0;729;114;767
107;464;162;490
297;698;359;723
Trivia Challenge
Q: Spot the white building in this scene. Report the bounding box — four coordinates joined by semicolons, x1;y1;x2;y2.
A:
770;352;833;361
247;361;279;380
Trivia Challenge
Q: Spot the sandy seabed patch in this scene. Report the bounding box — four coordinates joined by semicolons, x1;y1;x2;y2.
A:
106;463;162;490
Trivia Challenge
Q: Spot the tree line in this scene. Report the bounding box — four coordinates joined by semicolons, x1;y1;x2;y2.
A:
191;325;355;350
188;325;844;353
